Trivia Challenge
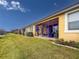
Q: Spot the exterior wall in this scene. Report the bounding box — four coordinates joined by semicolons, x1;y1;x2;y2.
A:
24;25;36;36
59;13;79;41
33;25;36;36
24;25;33;35
58;14;65;40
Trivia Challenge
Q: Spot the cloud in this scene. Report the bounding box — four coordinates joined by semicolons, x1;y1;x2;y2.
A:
7;1;25;12
0;0;8;7
0;0;26;12
53;3;57;6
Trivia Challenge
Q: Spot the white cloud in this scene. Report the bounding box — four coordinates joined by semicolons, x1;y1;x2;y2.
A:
7;1;25;12
53;3;57;6
0;0;26;12
0;0;8;7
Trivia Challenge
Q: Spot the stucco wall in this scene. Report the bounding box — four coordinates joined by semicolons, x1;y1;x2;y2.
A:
24;25;33;35
59;13;79;41
33;25;36;36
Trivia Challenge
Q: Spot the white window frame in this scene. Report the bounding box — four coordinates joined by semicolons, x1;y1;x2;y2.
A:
65;8;79;32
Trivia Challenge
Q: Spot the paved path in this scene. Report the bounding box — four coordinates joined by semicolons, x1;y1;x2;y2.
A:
52;42;79;51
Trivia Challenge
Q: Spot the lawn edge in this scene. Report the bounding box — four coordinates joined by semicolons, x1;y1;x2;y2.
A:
52;42;79;51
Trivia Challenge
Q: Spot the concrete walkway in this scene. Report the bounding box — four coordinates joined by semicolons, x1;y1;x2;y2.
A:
34;36;56;40
52;42;79;51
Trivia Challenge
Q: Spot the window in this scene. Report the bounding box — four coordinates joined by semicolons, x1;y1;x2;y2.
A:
65;9;79;32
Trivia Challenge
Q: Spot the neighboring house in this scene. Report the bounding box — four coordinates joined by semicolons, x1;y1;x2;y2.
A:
11;29;20;34
24;25;35;36
25;3;79;41
11;29;24;35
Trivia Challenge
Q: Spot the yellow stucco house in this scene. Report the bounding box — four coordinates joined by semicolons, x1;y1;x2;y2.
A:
24;3;79;41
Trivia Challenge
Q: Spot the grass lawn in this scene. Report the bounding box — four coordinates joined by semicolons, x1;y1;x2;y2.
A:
0;33;79;59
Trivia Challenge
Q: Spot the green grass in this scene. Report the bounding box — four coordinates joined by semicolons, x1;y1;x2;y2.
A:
0;33;79;59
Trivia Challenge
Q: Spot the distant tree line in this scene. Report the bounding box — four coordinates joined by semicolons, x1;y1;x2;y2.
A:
0;29;7;35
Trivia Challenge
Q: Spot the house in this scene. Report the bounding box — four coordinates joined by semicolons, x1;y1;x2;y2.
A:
24;2;79;41
11;29;24;35
24;24;35;36
11;29;20;34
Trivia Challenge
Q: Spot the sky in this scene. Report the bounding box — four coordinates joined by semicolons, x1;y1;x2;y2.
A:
0;0;79;31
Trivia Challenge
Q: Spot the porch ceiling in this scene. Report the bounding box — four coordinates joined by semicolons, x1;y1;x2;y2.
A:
36;18;58;26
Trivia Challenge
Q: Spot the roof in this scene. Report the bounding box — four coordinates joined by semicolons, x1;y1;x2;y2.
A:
24;2;79;28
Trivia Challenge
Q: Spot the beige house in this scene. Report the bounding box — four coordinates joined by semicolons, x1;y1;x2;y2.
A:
24;25;35;36
24;3;79;41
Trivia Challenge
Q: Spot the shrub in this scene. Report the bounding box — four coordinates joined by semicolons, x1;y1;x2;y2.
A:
74;42;79;48
54;39;79;48
26;32;33;37
54;39;64;44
